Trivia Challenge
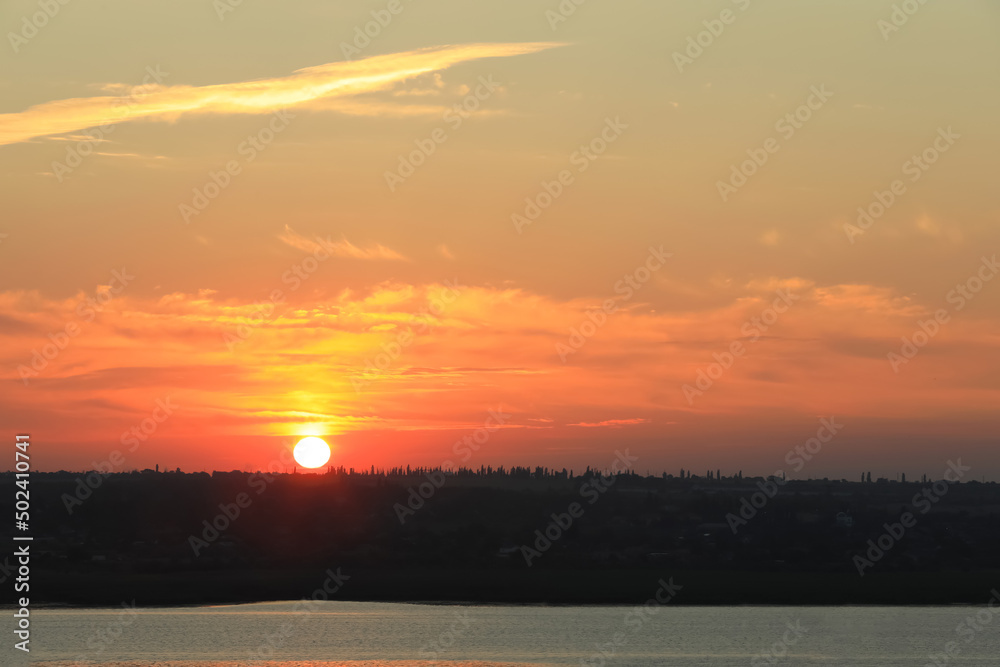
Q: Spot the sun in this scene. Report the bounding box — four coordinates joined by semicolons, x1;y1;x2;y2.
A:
293;436;331;469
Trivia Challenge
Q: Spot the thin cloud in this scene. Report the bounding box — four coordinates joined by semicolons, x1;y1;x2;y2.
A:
45;134;111;143
0;42;563;146
278;225;406;261
568;418;651;428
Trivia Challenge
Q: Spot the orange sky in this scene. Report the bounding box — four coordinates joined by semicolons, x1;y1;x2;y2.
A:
1;0;998;479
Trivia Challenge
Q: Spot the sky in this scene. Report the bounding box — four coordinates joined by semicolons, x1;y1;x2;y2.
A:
1;0;998;479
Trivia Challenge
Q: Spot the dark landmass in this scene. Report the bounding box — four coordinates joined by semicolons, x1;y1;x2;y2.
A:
3;467;999;605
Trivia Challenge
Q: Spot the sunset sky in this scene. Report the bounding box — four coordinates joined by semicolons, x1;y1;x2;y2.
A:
2;0;998;479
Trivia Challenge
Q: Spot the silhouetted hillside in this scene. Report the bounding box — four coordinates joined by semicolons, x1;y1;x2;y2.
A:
3;467;999;605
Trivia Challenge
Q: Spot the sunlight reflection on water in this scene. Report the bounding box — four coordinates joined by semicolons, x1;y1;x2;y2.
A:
28;602;1000;667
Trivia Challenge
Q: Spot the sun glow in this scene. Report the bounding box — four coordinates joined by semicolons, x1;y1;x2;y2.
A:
293;436;331;469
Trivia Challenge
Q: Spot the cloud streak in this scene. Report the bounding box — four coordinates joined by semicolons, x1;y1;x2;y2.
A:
568;418;651;428
278;225;406;261
0;42;562;146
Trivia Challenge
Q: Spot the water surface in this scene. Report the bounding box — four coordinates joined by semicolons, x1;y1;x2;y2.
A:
27;601;1000;666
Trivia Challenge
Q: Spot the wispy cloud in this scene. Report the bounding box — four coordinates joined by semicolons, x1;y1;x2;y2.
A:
278;225;406;261
0;42;562;146
45;134;112;143
568;418;651;428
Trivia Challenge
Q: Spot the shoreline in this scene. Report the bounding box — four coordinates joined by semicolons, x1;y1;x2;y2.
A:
14;600;1000;610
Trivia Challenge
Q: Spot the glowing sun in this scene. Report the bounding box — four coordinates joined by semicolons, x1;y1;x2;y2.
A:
293;436;331;469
